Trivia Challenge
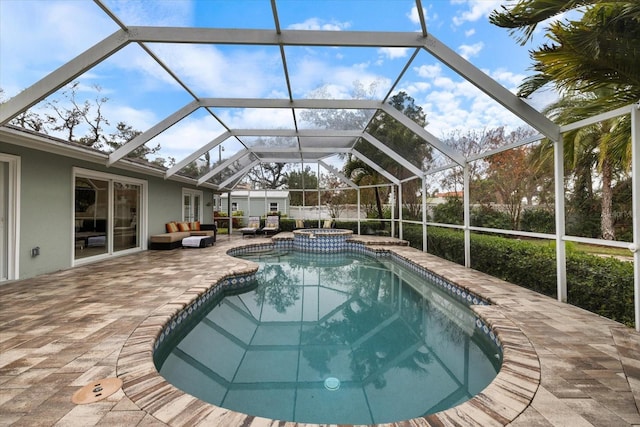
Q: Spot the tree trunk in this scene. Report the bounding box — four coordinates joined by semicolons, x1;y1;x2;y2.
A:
600;158;615;240
374;187;384;220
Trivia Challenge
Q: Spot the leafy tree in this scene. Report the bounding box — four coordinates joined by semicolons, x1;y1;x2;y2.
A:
286;166;318;205
439;128;493;195
247;162;287;189
482;132;546;230
345;91;431;219
320;175;355;219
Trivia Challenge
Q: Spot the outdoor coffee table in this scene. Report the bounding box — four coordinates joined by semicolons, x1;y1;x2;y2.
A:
181;236;214;248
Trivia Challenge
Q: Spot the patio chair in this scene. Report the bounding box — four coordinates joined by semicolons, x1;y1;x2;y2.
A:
262;215;280;235
322;219;334;229
239;216;261;238
294;219;305;229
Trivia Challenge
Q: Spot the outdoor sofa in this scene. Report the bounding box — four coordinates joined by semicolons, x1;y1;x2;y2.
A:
149;221;216;250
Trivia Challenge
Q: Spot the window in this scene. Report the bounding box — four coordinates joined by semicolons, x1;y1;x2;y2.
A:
231;202;238;212
269;202;279;212
182;188;203;222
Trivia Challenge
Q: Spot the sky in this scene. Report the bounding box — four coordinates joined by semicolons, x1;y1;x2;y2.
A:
0;0;561;171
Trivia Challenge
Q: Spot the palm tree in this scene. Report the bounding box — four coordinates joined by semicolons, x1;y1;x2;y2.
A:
491;1;637;240
535;90;631;239
490;1;639;110
490;1;640;106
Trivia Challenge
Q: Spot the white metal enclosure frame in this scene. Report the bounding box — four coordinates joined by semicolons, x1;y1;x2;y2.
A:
0;0;637;330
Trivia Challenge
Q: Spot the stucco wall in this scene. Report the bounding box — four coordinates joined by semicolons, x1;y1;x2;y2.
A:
0;141;215;280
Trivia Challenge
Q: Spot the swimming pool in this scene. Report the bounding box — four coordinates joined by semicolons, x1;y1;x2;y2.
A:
154;248;501;424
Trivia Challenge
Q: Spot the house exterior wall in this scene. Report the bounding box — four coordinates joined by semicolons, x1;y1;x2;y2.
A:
220;192;289;218
0;140;216;280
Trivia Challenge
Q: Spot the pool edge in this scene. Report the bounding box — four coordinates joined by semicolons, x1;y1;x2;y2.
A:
116;238;540;426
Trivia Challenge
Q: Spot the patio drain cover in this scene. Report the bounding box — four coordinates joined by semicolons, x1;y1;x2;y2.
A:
72;377;123;404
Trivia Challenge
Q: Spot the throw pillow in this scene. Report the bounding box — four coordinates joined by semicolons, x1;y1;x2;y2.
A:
166;222;179;233
177;222;191;232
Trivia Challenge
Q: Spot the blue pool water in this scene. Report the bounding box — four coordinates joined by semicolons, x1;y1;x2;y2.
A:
155;250;501;424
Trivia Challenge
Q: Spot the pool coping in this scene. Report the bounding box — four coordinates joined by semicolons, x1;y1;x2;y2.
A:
116;237;541;426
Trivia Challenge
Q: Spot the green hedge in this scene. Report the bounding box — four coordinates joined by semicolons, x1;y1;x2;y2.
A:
401;225;634;327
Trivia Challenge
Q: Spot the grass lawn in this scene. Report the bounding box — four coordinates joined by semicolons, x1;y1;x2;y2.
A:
574;242;633;258
516;236;632;258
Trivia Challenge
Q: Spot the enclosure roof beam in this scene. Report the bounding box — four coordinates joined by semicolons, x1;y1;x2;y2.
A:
165;131;231;179
425;162;459;175
217;159;261;189
200;98;381;110
362;132;424;178
466;133;545;162
0;30;129;125
197;149;252;185
251;147;351;154
108;100;201;165
560;103;635;133
127;26;429;48
422;33;561;142
380;103;465;166
352;149;400;185
318;160;358;189
230;129;363;137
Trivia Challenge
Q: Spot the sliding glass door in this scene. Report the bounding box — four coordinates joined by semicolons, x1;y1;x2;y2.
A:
74;169;145;262
75;177;109;258
114;182;140;252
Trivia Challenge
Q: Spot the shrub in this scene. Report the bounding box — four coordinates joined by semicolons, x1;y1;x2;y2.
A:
471;205;512;230
279;218;295;232
521;209;555;233
214;211;240;228
335;220;386;234
406;226;633;327
432;198;463;225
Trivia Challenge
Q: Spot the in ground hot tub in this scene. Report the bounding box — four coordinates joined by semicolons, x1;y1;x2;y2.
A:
292;228;353;252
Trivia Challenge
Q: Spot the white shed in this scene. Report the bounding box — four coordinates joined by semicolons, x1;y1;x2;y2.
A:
217;190;290;218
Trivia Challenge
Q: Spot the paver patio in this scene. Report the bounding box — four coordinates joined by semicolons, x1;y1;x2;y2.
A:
0;234;638;426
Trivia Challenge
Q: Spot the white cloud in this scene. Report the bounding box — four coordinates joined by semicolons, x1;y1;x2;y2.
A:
407;5;425;25
148;114;228;161
458;42;484;60
216;108;295;130
378;48;410;60
289;56;388;99
105;105;158;132
451;0;502;26
414;64;443;79
409;62;531;138
488;68;527;91
465;28;476;37
0;1;114;96
287;18;351;31
103;0;193;26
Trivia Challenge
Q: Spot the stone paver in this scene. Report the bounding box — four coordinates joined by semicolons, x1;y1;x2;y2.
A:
0;234;638;426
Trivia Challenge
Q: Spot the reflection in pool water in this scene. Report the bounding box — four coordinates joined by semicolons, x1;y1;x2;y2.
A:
156;251;500;424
